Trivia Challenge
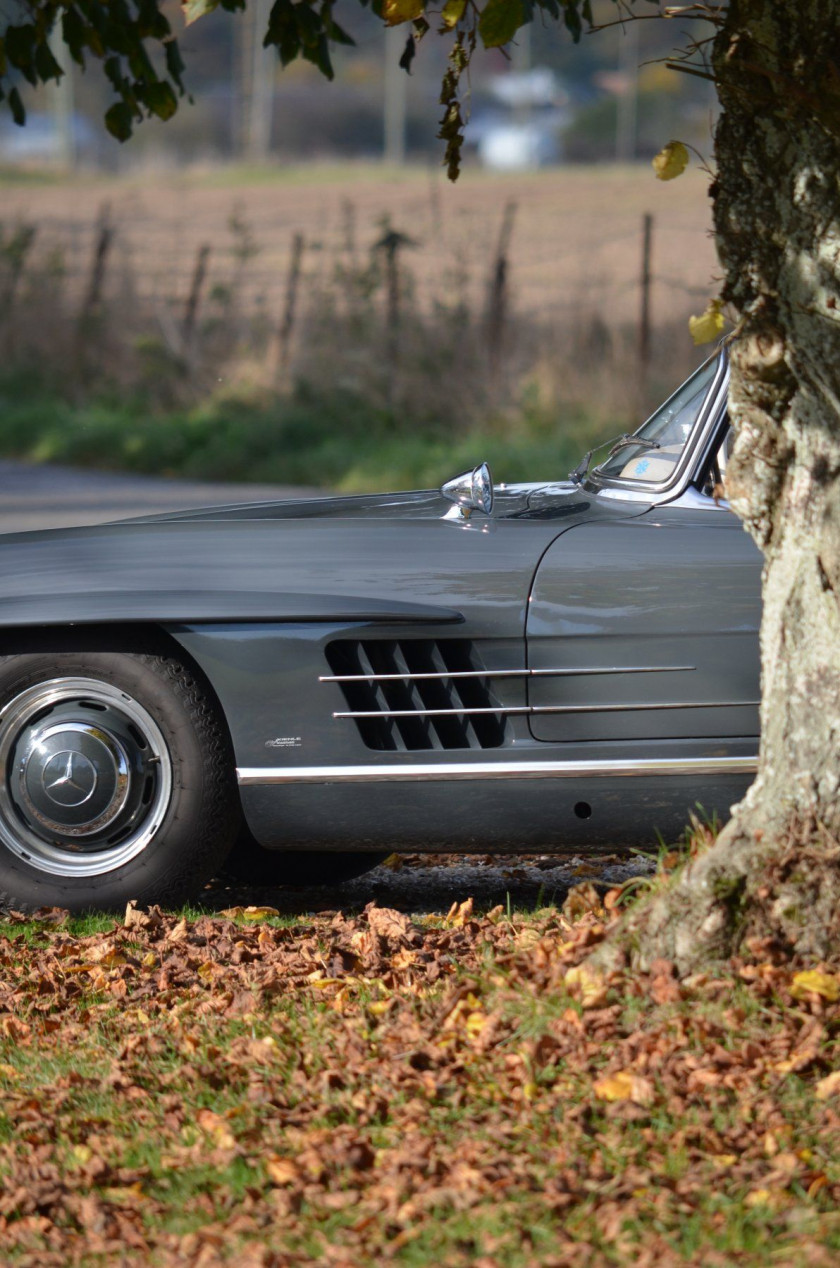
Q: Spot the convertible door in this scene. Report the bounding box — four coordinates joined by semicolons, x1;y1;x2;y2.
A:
525;505;762;744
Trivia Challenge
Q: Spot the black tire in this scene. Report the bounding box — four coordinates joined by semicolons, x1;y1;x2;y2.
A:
0;651;238;913
223;830;387;887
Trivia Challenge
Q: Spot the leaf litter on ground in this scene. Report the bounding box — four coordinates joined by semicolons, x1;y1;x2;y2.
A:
0;875;838;1266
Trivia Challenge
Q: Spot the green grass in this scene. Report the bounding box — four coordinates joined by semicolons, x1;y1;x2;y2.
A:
0;373;610;493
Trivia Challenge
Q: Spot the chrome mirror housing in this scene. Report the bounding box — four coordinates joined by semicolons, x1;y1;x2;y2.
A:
441;462;494;519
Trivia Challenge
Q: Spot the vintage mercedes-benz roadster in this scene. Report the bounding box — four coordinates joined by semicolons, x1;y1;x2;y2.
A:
0;347;760;910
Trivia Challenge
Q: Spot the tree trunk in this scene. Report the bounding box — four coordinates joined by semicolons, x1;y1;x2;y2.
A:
608;0;840;972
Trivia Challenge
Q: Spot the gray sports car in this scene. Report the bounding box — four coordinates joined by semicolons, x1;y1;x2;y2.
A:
0;346;760;911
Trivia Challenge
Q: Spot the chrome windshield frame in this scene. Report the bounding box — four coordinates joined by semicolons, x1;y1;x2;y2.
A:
582;349;729;504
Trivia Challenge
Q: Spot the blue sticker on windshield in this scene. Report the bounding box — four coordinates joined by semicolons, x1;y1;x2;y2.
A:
635;458;650;475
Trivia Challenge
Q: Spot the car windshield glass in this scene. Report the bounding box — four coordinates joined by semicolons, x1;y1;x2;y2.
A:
593;356;718;485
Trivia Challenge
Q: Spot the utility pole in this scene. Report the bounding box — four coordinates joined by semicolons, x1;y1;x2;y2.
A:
383;25;407;166
247;0;274;161
49;33;75;170
236;0;274;160
615;19;639;163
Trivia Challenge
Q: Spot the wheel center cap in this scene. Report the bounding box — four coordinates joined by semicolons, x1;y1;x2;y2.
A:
41;750;98;808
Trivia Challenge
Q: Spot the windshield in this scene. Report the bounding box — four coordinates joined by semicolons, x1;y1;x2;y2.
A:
593;356;718;485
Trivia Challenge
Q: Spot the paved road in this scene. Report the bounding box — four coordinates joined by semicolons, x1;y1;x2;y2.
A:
0;460;318;534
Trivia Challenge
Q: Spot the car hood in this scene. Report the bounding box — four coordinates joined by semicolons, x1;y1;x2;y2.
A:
116;483;545;524
0;479;648;634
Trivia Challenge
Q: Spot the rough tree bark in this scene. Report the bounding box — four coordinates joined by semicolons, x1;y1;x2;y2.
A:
604;0;840;973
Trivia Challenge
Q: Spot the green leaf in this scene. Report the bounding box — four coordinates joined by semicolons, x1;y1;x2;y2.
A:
5;25;38;83
478;0;524;49
398;33;415;71
60;9;87;67
105;101;134;141
8;87;25;127
34;42;63;83
182;0;221;25
145;81;178;120
165;40;186;87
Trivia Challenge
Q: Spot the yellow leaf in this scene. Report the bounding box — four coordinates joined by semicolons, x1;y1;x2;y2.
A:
689;298;725;346
816;1070;840;1099
652;140;689;181
307;975;343;989
745;1188;773;1208
791;970;840;1002
441;0;466;27
444;897;474;927
465;1010;487;1041
367;999;393;1016
710;1153;738;1167
593;1069;654;1106
382;0;425;24
564;963;608;1009
71;1144;92;1165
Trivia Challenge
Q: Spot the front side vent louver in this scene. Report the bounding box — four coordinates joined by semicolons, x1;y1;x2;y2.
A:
323;639;507;751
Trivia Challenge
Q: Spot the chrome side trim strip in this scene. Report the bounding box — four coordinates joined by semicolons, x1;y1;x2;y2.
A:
332;700;760;720
319;665;696;683
237;755;758;786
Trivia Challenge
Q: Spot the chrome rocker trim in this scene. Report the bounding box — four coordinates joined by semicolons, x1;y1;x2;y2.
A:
237;755;758;786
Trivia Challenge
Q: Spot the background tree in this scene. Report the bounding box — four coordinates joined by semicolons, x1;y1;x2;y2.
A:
2;0;839;970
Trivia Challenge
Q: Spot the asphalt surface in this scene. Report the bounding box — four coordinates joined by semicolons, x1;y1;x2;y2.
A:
0;459;655;906
204;852;656;917
0;459;318;534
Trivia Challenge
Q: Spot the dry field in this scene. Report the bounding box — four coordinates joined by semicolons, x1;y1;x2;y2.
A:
1;162;718;334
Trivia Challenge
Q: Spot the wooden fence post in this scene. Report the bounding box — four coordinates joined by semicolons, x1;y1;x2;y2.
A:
486;200;517;382
638;212;653;394
373;226;417;410
0;224;37;357
81;205;114;319
341;200;356;259
270;232;305;382
182;243;211;355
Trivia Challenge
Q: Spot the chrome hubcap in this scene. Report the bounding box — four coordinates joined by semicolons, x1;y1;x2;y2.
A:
0;678;172;878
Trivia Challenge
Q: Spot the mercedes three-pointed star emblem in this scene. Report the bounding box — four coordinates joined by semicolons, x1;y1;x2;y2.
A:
41;751;98;807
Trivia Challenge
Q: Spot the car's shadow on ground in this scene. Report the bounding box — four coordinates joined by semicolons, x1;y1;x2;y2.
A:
201;853;655;918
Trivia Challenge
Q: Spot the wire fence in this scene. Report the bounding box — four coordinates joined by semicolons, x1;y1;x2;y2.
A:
0;175;718;436
3;199;716;330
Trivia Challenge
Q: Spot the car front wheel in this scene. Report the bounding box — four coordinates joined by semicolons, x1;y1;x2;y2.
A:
0;651;238;913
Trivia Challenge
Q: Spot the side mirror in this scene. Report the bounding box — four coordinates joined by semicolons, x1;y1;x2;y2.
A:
441;462;494;519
